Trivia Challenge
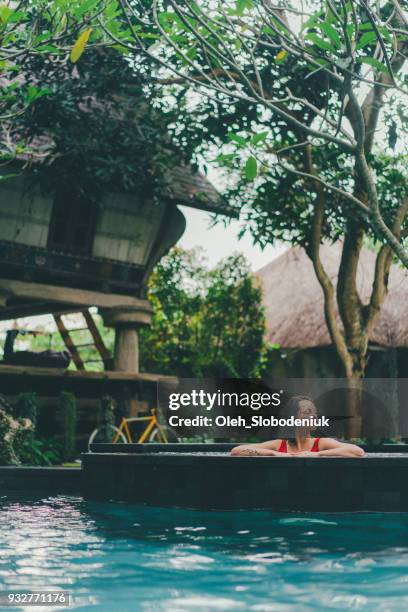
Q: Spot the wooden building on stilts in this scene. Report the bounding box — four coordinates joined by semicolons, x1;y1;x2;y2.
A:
0;51;234;448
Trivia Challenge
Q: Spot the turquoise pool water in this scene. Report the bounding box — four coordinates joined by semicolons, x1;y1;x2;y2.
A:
1;493;408;611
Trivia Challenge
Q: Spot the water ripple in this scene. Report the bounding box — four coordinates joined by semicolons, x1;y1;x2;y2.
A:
1;493;408;610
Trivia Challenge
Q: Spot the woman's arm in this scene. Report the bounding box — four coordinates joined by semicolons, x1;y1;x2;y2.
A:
317;438;365;457
230;440;281;456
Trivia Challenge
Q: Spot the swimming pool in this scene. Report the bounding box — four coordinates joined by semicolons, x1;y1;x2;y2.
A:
1;493;408;611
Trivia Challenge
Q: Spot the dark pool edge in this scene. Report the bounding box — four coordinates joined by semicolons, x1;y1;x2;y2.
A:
82;449;408;512
5;444;408;511
0;466;81;494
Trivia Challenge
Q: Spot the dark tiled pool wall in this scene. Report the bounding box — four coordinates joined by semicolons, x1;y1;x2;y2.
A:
0;466;80;494
82;447;408;512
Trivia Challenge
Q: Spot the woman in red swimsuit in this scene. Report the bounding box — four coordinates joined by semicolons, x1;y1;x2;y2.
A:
231;395;365;458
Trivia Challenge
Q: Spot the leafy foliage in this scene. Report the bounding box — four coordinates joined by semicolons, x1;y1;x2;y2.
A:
0;392;61;466
9;49;186;204
86;0;408;386
14;392;39;428
140;248;272;377
91;0;408;266
0;0;118;160
18;436;63;467
0;395;33;465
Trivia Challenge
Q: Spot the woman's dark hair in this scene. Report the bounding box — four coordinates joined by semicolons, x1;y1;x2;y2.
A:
282;395;317;445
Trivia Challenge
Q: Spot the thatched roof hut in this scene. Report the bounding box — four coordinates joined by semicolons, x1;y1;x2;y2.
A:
256;243;408;349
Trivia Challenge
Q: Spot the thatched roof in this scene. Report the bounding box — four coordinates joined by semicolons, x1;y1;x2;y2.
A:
164;165;234;216
256;243;408;348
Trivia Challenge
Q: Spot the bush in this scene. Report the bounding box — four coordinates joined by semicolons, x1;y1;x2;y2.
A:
57;391;77;462
97;395;116;443
0;395;33;465
14;392;39;427
19;436;62;466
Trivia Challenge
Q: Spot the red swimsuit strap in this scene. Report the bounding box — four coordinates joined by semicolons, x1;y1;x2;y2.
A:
278;438;320;453
311;438;320;452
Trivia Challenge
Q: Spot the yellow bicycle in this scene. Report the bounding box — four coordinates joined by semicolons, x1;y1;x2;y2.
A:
113;410;170;444
88;409;178;450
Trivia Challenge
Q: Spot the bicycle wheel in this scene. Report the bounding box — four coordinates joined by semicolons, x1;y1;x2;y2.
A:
148;425;180;443
88;425;127;451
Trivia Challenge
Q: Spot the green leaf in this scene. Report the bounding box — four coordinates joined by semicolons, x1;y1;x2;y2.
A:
25;85;49;103
75;0;99;17
0;5;12;24
378;26;393;43
8;9;27;24
270;16;290;36
301;11;323;33
105;0;120;19
358;56;389;74
339;1;353;18
228;133;247;148
357;31;378;49
305;33;333;51
326;7;338;25
216;153;235;164
360;24;392;42
36;44;60;53
251;131;268;146
186;47;197;60
236;0;254;16
159;11;180;28
245;156;257;181
346;24;355;39
70;28;92;63
319;22;341;49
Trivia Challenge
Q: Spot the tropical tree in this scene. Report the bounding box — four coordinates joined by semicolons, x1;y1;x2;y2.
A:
139;248;270;377
93;2;408;393
98;0;408;260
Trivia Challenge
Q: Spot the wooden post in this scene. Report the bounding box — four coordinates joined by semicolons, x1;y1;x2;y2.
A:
100;303;152;373
114;327;140;372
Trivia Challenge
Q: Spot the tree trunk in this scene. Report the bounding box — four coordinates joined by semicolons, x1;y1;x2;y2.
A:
344;372;364;439
341;332;368;439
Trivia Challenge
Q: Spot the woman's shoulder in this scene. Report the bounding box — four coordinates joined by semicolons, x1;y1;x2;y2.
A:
318;438;355;450
317;437;347;449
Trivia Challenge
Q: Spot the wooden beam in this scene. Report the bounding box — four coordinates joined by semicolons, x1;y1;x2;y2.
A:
0;362;177;383
0;278;148;309
0;301;86;321
82;309;113;369
53;314;86;371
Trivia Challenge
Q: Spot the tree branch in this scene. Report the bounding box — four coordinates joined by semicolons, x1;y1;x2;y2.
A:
366;193;408;328
301;143;353;377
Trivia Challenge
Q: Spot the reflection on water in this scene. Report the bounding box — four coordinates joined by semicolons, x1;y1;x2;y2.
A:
1;492;408;611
